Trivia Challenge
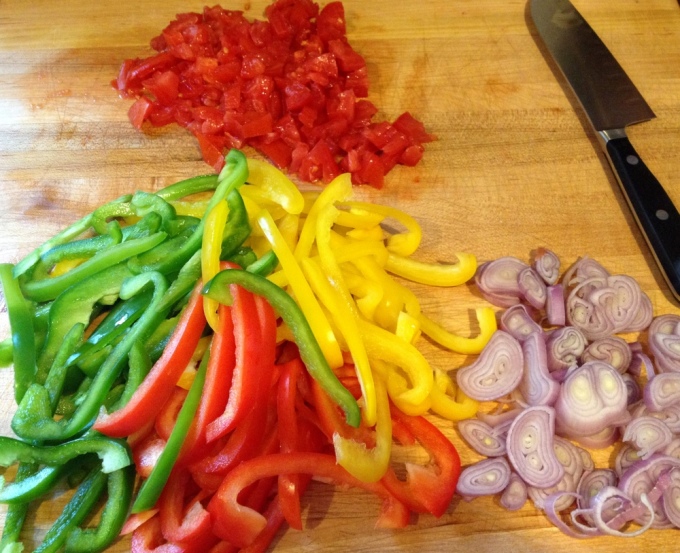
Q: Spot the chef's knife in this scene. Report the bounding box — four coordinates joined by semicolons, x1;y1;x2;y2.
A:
530;0;680;302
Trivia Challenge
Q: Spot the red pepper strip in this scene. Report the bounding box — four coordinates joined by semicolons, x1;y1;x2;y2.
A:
253;293;277;405
188;399;274;492
155;387;188;441
158;469;217;553
380;408;461;518
133;431;167;479
207;452;409;548
120;509;159;536
205;284;262;443
276;358;304;530
131;515;186;553
176;303;235;465
127;418;156;449
95;283;207;438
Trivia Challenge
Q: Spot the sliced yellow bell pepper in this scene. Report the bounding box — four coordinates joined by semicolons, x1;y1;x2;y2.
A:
341;201;422;257
170;199;209;218
333;376;392;482
257;209;344;369
334;207;385;230
429;369;479;420
201;199;229;331
385;251;477;287
359;319;433;407
50;258;85;277
372;359;431;416
246;158;305;215
419;307;497;355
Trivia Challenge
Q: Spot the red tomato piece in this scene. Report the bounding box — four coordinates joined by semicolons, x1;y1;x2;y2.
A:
317;1;347;43
128;97;152;130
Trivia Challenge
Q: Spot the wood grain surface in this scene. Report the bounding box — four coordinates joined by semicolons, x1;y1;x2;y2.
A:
1;0;680;551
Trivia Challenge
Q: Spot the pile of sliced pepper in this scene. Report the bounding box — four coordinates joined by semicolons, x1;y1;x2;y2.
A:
0;149;496;552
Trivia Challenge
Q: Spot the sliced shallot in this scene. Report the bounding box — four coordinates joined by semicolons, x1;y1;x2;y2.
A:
554;361;630;439
456;330;524;401
545;284;566;327
506;405;564;488
644;372;680;412
474;257;528;308
518;331;559;407
518;266;547;309
581;336;632;375
533;247;560;285
456;457;512;499
545;326;586;373
500;472;528;511
457;418;507;457
622;416;674;460
662;468;680;527
500;304;542;342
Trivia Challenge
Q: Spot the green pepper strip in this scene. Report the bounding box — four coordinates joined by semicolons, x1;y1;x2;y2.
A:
65;464;135;553
132;346;210;513
13;272;168;442
34;467;108;553
155;174;219;201
112;339;152;411
129;149;248;276
0;433;130;474
37;263;134;383
90;195;135;236
0;337;12;368
220;188;251;259
0;463;34;551
0;458;83;504
21;231;167;303
12;213;95;279
203;268;361;428
67;288;153;377
130;191;177;233
0;264;37;403
246;250;278;277
39;212;164;268
43;323;84;412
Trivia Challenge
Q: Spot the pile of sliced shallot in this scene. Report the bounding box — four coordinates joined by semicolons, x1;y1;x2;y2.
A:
454;248;680;537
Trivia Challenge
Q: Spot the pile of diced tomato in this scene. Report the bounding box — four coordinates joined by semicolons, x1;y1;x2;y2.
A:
114;0;435;187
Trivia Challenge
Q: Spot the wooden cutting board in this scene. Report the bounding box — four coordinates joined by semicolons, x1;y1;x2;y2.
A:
1;0;680;551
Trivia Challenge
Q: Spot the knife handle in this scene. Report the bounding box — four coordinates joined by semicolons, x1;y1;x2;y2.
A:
604;135;680;302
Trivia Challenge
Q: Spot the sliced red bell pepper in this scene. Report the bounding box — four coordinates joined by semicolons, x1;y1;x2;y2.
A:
380;407;461;518
176;302;235;465
276;358;304;530
207;452;409;548
95;282;207;438
131;515;185;553
158;469;217;553
205;285;272;443
133;431;167;479
155;387;189;441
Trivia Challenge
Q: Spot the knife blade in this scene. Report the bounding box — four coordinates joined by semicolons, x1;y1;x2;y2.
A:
530;0;680;302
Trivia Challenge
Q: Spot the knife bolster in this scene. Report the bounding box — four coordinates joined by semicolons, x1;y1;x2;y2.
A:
597;128;627;148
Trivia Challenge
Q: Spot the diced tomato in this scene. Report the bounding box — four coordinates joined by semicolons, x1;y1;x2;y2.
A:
115;0;434;187
128;97;152;130
317;2;346;43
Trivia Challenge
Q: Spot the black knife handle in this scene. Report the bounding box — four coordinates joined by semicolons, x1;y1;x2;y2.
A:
605;135;680;302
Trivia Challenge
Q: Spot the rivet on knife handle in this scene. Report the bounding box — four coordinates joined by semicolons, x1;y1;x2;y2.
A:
600;130;680;301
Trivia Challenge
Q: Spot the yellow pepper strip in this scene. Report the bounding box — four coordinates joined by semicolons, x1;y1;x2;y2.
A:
240;187;288;223
385;251;477;287
329;231;389;266
395;311;421;345
418;307;497;355
429;369;479;420
50;258;85;277
341;270;383;321
277;212;300;252
334;207;385;230
359;319;433;407
257;209;344;369
341;201;422;257
333;376;392;483
294;174;353;262
346;225;385;242
246;158;305;215
170;199;209;218
201;199;229;331
301;255;376;426
373;359;431;416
